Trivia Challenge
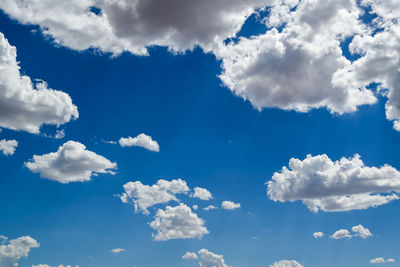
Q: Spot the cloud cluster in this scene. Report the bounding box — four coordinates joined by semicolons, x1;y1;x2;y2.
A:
370;258;395;264
119;134;159;152
0;235;39;267
25;141;117;183
267;154;400;212
0;32;78;134
270;260;304;267
221;201;241;210
0;139;17;155
330;225;373;239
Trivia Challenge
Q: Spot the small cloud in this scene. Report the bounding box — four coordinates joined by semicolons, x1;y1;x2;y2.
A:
370;258;395;264
313;232;324;238
111;248;125;254
191;187;213;200
330;229;352;239
119;133;159;152
0;139;18;156
221;201;241;210
182;252;198;260
192;204;198;210
204;205;218;211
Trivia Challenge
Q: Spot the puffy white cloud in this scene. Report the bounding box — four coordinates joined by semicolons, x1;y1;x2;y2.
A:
330;229;352;239
119;134;159;152
0;139;17;155
25;141;117;183
267;154;400;212
387;259;395;263
0;0;269;55
313;232;324;238
191;187;213;200
352;224;373;239
182;252;198;260
0;32;78;134
221;201;241;210
0;235;39;267
192;204;198;210
198;249;232;267
204;205;218;211
120;179;190;215
369;258;395;264
270;260;304;267
110;248;125;254
149;203;208;241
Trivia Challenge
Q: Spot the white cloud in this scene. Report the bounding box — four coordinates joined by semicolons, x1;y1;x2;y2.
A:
119;134;159;152
25;141;117;183
204;205;218;211
0;32;78;134
0;235;39;267
267;154;400;212
32;265;79;267
198;249;232;267
221;201;241;210
369;258;395;264
330;229;352;239
182;252;198;260
387;259;395;263
120;179;190;215
110;248;125;254
192;204;198;210
191;187;213;200
149;203;208;241
352;224;373;239
313;232;324;238
0;0;269;55
270;260;304;267
0;139;17;156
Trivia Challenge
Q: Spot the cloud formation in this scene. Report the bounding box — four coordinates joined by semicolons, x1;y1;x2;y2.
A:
191;187;213;200
0;139;17;155
0;235;39;267
119;134;159;152
330;225;372;239
369;258;395;264
313;232;324;238
221;201;241;210
270;260;304;267
267;154;400;212
182;252;198;260
110;248;125;254
198;249;232;267
25;141;117;183
0;32;78;134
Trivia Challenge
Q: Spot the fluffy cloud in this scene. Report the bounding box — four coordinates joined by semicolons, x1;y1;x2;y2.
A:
120;179;190;214
267;154;400;212
119;134;159;152
110;248;125;254
270;260;304;267
191;187;213;200
182;252;198;260
0;235;39;267
204;205;218;211
313;232;324;238
370;258;395;264
0;139;17;155
330;229;352;239
25;141;117;183
198;249;232;267
0;32;78;134
330;225;372;239
149;203;208;241
221;201;241;210
0;0;269;55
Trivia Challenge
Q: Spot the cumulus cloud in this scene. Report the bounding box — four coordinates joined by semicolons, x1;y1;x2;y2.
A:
330;229;352;239
0;139;17;155
0;235;39;267
221;201;241;210
191;187;213;200
204;205;218;211
182;252;198;260
330;224;372;239
120;179;190;215
270;260;304;267
313;232;324;238
267;154;400;212
110;248;125;254
370;258;395;264
25;141;117;183
0;0;269;55
197;249;232;267
119;134;159;152
149;203;208;241
0;32;78;134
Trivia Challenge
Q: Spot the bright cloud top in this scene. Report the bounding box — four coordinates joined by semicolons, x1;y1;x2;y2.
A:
221;201;241;210
149;203;208;241
120;179;190;215
0;235;39;267
0;139;17;156
191;187;213;200
267;154;400;212
330;225;373;239
119;133;159;152
270;260;304;267
197;249;232;267
0;32;78;134
25;141;117;183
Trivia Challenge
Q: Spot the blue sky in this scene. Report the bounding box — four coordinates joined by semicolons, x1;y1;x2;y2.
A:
0;1;400;267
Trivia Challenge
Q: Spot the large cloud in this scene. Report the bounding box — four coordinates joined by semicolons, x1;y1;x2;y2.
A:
0;235;39;267
267;154;400;212
0;0;270;55
270;260;303;267
149;203;208;241
25;141;117;183
0;32;78;134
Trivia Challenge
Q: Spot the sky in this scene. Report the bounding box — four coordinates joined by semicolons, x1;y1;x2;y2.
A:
0;0;400;267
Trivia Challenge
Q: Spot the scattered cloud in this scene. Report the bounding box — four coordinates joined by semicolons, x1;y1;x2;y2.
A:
221;201;241;210
0;235;39;267
330;225;372;239
330;229;352;239
25;141;117;183
204;205;218;211
182;252;198;260
119;134;159;152
267;154;400;212
0;139;17;155
313;232;324;238
370;258;395;264
191;187;213;200
270;260;304;267
110;248;125;254
197;249;232;267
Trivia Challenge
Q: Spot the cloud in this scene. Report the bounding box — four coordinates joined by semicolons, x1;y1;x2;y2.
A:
330;229;352;239
149;203;208;241
197;249;232;267
330;224;372;239
204;205;218;211
270;260;304;267
110;248;125;254
191;187;213;200
370;258;395;264
267;154;400;212
221;201;241;210
313;232;324;238
32;265;79;267
182;252;198;260
0;32;78;134
0;0;269;55
120;179;190;215
0;139;17;155
0;235;39;267
119;134;159;152
25;141;117;183
192;204;198;210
